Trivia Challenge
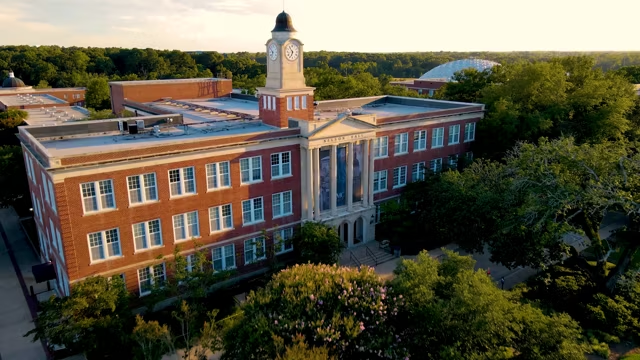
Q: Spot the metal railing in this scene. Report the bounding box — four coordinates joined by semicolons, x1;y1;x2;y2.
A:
349;251;361;267
365;246;379;266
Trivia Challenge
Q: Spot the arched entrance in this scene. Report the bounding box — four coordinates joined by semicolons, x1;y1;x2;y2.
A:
338;222;349;246
354;217;364;245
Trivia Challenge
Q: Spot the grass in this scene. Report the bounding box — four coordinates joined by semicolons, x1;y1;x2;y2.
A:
621;355;640;360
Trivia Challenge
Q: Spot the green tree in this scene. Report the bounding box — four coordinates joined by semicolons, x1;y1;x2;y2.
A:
434;67;494;103
294;221;343;265
25;276;132;358
222;264;406;360
0;109;28;130
85;76;111;110
34;79;51;89
390;251;587;359
132;315;174;360
0;146;30;208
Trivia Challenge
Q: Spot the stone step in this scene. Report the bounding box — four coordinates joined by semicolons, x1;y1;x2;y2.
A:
354;252;398;268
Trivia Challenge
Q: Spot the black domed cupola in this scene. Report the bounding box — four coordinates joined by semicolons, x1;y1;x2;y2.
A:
272;11;296;32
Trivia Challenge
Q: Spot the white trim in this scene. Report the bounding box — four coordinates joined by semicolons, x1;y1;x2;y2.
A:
431;127;444;148
373;136;388;158
270;151;291;179
168;167;196;197
272;190;293;219
80;179;116;214
133;219;163;251
137;263;166;297
413;130;427;152
394;133;409;155
212;244;236;271
392;166;407;189
244;236;266;265
239;156;263;184
87;228;122;263
274;227;294;254
242;197;264;225
209;204;234;233
448;124;460;145
206;161;231;191
373;170;387;193
127;173;158;205
172;211;200;242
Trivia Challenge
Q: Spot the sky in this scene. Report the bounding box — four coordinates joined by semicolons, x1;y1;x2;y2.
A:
0;0;638;53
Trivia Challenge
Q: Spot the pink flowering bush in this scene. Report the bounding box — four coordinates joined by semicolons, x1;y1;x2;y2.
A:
222;263;407;359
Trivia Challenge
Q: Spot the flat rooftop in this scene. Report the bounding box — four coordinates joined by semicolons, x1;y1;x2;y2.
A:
24;106;89;126
141;97;259;124
314;95;482;121
0;87;85;94
0;94;67;107
109;77;231;86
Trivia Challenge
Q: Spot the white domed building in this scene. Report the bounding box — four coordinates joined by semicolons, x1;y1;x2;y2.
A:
392;58;500;96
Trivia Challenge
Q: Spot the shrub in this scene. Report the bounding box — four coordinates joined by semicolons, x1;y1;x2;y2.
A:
294;222;343;265
222;264;406;359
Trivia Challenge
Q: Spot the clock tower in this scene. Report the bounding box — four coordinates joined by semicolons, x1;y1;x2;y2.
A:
257;12;315;128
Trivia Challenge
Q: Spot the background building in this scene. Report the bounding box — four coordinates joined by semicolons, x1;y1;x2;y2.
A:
20;12;484;297
391;58;500;96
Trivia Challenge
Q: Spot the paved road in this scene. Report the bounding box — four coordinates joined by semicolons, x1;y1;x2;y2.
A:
0;208;48;360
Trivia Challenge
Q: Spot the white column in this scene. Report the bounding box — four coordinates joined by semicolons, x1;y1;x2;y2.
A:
330;145;337;216
368;140;375;206
313;148;321;220
347;221;354;247
306;147;314;220
362;139;369;207
347;142;354;211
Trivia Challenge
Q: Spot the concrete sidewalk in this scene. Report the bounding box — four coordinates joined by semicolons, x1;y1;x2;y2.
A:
0;207;48;360
361;212;628;288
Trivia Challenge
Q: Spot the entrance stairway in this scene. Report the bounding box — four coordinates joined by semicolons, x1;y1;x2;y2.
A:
345;241;397;268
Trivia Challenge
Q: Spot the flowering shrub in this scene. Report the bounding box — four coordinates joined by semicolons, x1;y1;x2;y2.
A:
222;263;407;359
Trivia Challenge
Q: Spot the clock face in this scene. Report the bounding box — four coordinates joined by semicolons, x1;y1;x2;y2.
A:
285;43;299;61
268;43;278;61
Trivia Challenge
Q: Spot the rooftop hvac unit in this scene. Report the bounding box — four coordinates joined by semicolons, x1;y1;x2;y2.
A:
136;120;145;130
129;124;138;135
152;125;160;136
117;120;128;132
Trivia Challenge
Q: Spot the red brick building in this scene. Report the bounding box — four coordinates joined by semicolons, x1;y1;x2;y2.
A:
1;71;86;109
19;12;484;297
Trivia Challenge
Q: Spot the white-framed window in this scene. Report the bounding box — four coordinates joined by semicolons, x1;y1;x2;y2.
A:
81;180;115;214
432;128;444;148
414;130;427;151
49;220;56;251
412;162;426;182
173;211;200;241
373;170;387;193
287;97;292;110
302;96;307;109
242;197;264;225
274;227;294;254
294;96;300;110
464;122;476;142
138;263;166;296
448;154;459;169
206;161;231;190
127;173;158;204
47;180;57;213
430;158;443;173
169;167;196;197
42;173;50;204
392;166;407;188
23;153;30;181
394;133;409;155
133;219;163;251
272;191;292;218
373;136;388;158
271;152;291;179
212;244;235;271
240;156;262;184
271;96;276;110
87;228;121;262
244;236;266;264
466;151;474;163
209;204;233;232
448;124;460;145
262;95;268;109
185;254;196;273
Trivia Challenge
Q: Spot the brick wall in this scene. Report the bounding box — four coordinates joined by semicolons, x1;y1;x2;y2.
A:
373;119;478;201
61;144;302;291
259;94;314;128
111;80;233;114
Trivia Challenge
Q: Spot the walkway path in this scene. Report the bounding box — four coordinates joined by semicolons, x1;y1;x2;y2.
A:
342;212;629;289
0;208;48;360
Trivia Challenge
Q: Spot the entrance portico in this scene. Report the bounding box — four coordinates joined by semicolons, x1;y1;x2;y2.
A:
299;115;377;247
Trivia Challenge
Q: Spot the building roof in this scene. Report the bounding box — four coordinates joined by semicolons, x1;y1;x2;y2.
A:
419;59;500;81
108;77;230;86
22;106;89;126
272;11;296;32
0;94;67;108
2;71;26;88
